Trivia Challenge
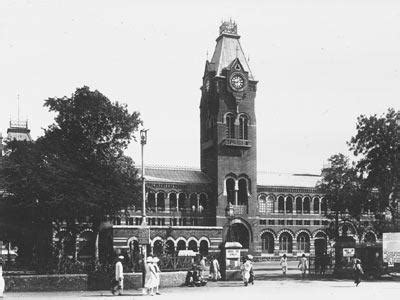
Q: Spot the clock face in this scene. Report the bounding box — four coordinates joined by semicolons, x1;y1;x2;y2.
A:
230;74;245;90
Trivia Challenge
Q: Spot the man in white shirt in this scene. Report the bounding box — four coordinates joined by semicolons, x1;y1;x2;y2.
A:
115;255;124;295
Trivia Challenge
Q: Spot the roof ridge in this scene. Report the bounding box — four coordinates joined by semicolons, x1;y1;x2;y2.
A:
138;164;201;171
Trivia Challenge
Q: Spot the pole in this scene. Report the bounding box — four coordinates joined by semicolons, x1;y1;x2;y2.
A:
141;141;147;226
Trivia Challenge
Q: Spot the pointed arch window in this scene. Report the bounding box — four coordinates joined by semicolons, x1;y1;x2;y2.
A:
226;178;235;205
238;115;248;140
225;113;235;138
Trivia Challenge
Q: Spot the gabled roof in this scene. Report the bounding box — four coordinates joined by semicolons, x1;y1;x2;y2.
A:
208;27;254;80
138;165;211;184
257;171;322;188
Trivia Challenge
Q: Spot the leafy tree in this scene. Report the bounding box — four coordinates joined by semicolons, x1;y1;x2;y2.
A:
0;86;142;268
318;153;364;239
348;108;400;225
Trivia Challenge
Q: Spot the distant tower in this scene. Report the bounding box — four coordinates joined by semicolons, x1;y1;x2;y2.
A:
200;21;259;251
7;120;32;142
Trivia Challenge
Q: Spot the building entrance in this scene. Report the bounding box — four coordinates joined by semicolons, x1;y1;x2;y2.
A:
227;223;250;249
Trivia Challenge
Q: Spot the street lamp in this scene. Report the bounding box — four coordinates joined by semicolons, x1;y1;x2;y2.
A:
140;129;149;226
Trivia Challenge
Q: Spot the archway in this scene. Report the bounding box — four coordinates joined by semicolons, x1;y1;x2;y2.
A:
199;240;209;256
297;232;310;253
227;222;250;249
261;232;274;254
188;240;198;252
165;240;175;255
176;240;186;251
153;240;163;257
279;232;293;253
314;232;327;256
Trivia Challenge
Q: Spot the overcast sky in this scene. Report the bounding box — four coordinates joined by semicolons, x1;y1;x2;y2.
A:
1;0;399;174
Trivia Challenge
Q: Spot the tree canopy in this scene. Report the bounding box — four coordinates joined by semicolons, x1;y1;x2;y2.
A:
0;86;142;267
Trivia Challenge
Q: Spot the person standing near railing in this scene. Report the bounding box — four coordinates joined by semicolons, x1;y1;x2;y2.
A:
280;254;288;276
298;254;308;279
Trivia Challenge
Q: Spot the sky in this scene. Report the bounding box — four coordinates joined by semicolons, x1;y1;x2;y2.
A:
1;0;399;174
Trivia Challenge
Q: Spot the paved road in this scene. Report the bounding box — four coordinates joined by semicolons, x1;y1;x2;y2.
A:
4;279;400;300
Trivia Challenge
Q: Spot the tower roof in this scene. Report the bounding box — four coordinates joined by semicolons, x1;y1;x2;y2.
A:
208;20;254;80
6;120;32;142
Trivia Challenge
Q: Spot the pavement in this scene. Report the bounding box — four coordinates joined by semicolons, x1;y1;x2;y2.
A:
3;278;400;300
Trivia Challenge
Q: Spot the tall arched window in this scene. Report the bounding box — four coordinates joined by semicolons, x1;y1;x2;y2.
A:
266;195;275;213
303;197;310;214
286;196;293;214
321;199;327;214
156;192;165;212
226;178;235;204
313;197;320;214
259;195;266;213
296;196;302;213
226;113;235;138
238;178;248;205
278;196;285;213
238;115;248;140
178;193;186;211
148;192;156;211
297;233;310;253
261;232;275;254
199;193;207;212
279;233;292;253
169;193;177;212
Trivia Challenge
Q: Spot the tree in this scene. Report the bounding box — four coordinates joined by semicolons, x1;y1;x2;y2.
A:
318;153;364;240
0;86;142;269
348;108;400;226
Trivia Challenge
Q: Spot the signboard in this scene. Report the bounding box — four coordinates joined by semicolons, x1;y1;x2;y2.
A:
178;250;197;257
226;249;240;259
383;232;400;264
343;248;355;257
137;226;150;244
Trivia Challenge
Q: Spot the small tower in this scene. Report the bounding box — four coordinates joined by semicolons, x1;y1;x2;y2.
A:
7;120;32;142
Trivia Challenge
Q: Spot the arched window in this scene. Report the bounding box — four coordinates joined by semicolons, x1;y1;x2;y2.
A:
303;197;310;214
266;195;275;213
238;178;248;205
279;232;292;253
286;196;293;214
148;192;156;211
153;240;163;257
199;194;207;212
261;232;275;254
156;192;165;212
296;196;302;213
165;240;175;255
188;240;198;252
226;113;235;138
313;197;320;214
78;231;94;258
176;240;186;251
226;178;235;204
178;193;186;211
321;199;327;214
259;195;267;213
199;240;209;256
190;193;197;211
364;232;376;243
297;233;310;253
278;196;285;213
169;193;177;212
238;115;248;140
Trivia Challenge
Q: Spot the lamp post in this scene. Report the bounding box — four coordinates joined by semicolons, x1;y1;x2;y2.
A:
140;129;149;226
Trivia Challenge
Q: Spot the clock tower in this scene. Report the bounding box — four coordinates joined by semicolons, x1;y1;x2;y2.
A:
200;21;259;252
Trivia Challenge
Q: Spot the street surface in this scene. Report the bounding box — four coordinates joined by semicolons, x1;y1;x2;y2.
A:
4;279;400;300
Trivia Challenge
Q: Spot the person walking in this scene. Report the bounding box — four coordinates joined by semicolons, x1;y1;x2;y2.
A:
112;255;124;296
144;256;157;296
199;256;207;279
153;257;161;295
298;254;308;279
241;256;252;286
210;256;221;281
353;257;364;287
280;254;288;276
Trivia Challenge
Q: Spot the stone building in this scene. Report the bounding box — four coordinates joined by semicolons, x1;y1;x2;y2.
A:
109;21;380;260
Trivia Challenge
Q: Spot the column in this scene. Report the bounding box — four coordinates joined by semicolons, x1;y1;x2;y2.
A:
319;200;321;215
197;194;200;210
234;180;239;206
154;192;158;212
165;192;170;213
284;196;287;214
292;197;296;215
